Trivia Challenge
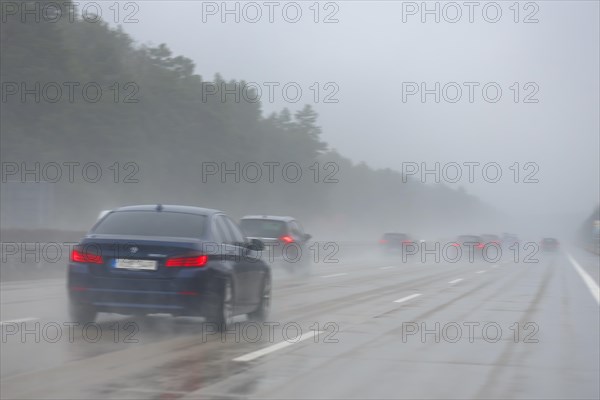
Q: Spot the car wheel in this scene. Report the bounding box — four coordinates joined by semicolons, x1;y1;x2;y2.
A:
248;276;271;322
69;301;97;324
207;278;234;331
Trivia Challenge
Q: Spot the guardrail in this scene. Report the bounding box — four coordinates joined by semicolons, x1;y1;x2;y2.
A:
584;240;600;255
0;229;87;281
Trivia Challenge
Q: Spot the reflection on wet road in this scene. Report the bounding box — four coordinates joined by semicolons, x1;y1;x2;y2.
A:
1;248;598;399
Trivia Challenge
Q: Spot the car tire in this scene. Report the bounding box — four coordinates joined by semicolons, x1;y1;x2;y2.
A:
69;301;97;324
248;275;271;322
207;278;234;331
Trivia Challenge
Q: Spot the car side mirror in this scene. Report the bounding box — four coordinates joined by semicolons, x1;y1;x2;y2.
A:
248;238;265;251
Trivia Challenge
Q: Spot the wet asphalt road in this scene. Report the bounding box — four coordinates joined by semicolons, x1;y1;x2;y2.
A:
1;247;598;399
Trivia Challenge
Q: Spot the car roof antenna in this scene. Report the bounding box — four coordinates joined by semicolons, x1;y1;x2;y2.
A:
156;204;163;211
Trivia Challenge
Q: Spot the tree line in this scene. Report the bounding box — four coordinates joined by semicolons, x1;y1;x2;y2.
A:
1;1;499;237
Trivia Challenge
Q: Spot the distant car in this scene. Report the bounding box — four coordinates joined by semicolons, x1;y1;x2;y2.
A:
452;235;485;259
68;205;271;329
541;237;559;252
480;234;501;246
502;233;520;249
240;215;312;274
379;233;417;256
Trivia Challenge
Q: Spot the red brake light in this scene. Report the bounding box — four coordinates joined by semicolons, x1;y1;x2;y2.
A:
402;240;412;244
451;243;460;247
379;239;388;244
280;235;294;244
476;243;485;249
71;249;103;264
166;255;208;267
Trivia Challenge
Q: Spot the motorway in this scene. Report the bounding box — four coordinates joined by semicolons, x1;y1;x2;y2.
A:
1;246;599;399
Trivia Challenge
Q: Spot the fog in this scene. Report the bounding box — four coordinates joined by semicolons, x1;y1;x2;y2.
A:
113;1;599;220
1;1;599;399
2;1;598;237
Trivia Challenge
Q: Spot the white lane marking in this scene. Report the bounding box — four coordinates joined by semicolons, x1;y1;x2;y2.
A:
567;253;600;305
393;293;422;303
476;270;487;274
448;278;463;284
0;317;38;325
380;266;394;270
233;331;323;362
0;278;64;287
320;273;347;278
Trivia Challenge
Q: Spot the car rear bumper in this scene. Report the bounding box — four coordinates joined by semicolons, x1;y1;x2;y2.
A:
68;264;217;316
69;287;210;315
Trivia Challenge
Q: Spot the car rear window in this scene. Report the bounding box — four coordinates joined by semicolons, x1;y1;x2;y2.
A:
481;235;500;242
240;219;287;238
458;235;482;243
91;211;206;238
383;233;408;241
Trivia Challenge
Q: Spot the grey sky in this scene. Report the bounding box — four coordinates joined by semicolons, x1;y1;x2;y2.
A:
100;1;599;219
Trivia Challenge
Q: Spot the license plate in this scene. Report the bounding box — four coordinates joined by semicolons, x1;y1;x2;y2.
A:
114;258;157;271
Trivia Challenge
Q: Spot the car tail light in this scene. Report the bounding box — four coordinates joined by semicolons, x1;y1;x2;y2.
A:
71;249;103;264
402;240;412;244
280;235;294;244
476;243;485;249
166;255;208;267
379;239;388;244
451;243;460;247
